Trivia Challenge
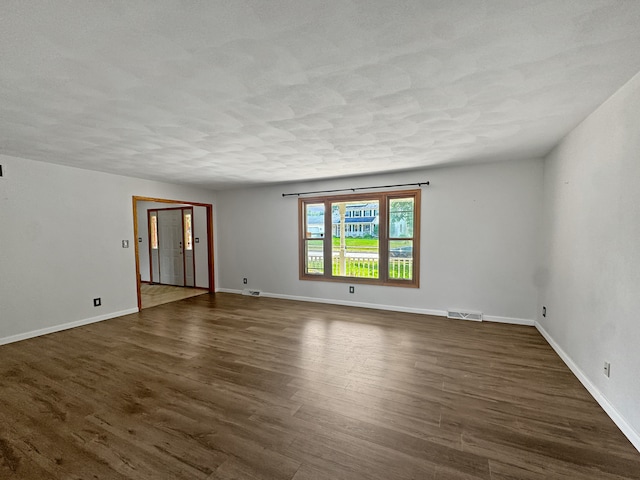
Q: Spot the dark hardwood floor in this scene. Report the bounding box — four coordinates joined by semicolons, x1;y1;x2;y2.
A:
1;293;639;479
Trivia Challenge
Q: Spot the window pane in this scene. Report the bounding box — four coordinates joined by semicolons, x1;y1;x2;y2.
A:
184;213;193;250
331;200;379;278
299;190;419;287
389;198;414;238
305;203;325;238
389;240;413;280
305;240;324;274
150;215;158;249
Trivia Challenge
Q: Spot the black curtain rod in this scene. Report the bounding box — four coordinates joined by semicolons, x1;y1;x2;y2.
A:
282;181;429;197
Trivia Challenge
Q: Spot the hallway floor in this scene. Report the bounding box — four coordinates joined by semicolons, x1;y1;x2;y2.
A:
140;283;209;309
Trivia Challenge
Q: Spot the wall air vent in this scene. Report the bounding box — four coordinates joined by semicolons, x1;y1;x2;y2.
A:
242;288;262;297
447;310;483;322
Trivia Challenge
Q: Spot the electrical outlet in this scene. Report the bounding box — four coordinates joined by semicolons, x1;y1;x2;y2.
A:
349;286;355;294
243;278;248;284
542;306;546;317
603;361;610;378
93;298;101;307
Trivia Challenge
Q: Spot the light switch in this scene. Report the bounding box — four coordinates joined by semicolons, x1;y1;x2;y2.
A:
122;240;129;248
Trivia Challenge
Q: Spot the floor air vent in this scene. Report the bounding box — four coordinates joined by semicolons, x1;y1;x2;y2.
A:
447;310;483;322
242;288;262;297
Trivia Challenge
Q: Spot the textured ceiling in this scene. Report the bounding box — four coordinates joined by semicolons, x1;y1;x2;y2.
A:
2;1;640;189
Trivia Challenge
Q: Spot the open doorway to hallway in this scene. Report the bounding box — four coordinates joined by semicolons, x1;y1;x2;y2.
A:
133;196;214;310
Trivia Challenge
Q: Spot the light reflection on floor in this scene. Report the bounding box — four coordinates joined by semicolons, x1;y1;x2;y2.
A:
297;317;415;411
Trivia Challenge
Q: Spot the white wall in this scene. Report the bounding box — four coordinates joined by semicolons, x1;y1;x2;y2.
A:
193;205;209;289
539;71;640;447
0;155;217;343
216;158;544;322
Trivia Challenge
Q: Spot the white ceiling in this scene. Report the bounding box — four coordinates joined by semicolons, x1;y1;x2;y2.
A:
2;1;640;189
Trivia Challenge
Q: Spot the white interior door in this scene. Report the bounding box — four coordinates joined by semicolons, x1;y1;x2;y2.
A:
158;209;184;286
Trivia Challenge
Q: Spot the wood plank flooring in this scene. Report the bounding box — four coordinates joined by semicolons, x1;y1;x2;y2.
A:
140;283;209;309
1;293;639;479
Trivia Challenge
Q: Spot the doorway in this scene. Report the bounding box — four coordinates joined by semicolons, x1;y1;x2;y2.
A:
149;207;195;287
133;196;215;310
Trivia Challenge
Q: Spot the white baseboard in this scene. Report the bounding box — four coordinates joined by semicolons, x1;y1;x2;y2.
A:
535;322;640;453
0;308;139;346
216;288;242;294
217;288;447;316
484;314;535;326
216;288;535;326
266;291;450;317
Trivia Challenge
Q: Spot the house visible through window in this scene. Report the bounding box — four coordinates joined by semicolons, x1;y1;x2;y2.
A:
303;203;325;275
388;198;416;280
299;189;420;287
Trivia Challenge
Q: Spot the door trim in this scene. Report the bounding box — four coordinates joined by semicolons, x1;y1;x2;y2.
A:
133;196;215;311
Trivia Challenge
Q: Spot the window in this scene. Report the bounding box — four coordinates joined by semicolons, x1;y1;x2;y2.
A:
184;212;193;251
299;189;420;287
150;214;158;249
302;203;325;275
